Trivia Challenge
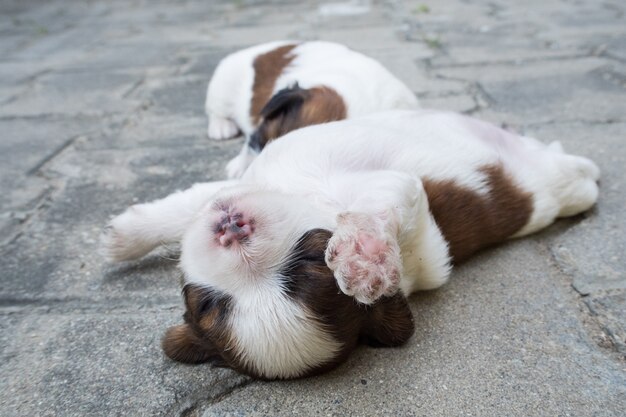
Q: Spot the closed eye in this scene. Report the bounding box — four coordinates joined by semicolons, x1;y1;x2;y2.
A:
184;284;232;321
278;228;334;295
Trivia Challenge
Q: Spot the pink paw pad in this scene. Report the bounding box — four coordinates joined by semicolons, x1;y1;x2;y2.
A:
356;232;388;263
325;213;402;304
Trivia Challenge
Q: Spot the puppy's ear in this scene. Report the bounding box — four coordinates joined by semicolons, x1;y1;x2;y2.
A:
259;83;310;121
161;324;218;364
249;84;311;152
360;294;415;347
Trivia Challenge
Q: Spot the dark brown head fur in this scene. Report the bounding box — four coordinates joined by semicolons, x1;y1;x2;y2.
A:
249;84;347;152
161;286;233;368
248;43;347;151
162;229;414;380
279;229;414;375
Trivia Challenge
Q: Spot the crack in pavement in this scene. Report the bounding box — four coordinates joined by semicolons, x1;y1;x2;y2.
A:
0;295;181;316
27;133;88;175
427;52;594;69
183;378;255;417
545;242;625;358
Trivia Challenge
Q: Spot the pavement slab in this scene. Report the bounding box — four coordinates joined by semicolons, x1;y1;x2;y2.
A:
1;0;624;416
203;242;626;417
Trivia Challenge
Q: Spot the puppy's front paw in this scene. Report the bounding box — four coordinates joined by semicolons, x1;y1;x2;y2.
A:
207;115;240;141
225;154;250;179
325;212;402;304
100;206;158;262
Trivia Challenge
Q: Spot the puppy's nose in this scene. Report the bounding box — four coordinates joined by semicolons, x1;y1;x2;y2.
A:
216;214;252;246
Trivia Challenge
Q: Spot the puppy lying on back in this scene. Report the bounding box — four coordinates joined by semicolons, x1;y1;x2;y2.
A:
205;41;419;178
103;110;599;380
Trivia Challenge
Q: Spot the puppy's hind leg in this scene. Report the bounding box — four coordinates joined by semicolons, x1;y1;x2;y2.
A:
555;154;600;218
514;149;600;237
102;180;237;262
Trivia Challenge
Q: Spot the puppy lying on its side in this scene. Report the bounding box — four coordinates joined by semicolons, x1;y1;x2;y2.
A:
205;41;419;178
103;110;599;380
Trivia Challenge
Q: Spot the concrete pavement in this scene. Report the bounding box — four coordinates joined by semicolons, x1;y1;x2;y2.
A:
1;0;624;415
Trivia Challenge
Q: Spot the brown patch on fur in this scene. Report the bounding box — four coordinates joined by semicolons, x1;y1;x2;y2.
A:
423;164;533;263
162;285;234;368
279;229;414;377
161;324;217;364
302;86;347;124
249;85;347;151
250;44;298;123
199;308;220;329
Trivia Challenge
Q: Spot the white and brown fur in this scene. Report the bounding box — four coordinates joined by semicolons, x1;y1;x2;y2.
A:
205;41;419;178
103;110;600;380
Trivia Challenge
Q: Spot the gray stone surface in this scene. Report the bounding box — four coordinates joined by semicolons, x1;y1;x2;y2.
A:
0;0;624;416
204;242;626;417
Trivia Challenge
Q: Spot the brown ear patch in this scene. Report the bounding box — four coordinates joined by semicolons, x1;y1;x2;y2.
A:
277;229;416;376
300;86;347;124
423;164;533;263
250;85;347;151
163;285;236;368
250;43;298;123
361;294;415;347
161;324;217;364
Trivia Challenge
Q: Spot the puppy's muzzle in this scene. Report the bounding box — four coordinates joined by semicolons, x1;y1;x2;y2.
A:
215;212;252;246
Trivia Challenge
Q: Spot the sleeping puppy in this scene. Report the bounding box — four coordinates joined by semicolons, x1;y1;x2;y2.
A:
205;40;419;178
103;110;600;380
